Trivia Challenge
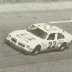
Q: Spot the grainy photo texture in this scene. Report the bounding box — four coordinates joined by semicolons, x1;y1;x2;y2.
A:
0;0;72;72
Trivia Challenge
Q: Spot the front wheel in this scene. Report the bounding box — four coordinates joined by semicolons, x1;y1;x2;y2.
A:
31;45;41;55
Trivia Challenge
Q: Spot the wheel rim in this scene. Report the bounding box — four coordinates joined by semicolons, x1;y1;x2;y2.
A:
61;47;65;50
32;45;41;55
35;50;38;54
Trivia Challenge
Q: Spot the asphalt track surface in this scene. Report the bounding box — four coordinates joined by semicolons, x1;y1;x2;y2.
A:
0;9;72;72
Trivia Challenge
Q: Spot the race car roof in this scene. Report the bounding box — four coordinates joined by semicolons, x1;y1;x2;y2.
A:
34;23;64;33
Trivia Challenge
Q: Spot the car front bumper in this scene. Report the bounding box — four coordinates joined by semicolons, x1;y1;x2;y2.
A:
6;37;32;54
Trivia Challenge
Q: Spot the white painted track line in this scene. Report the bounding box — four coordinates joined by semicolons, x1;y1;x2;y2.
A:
49;20;72;24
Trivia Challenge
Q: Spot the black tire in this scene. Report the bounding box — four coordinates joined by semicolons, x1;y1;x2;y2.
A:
31;45;41;55
58;42;67;52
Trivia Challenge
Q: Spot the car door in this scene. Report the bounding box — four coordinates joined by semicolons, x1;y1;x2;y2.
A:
41;33;56;51
56;33;65;48
47;33;56;49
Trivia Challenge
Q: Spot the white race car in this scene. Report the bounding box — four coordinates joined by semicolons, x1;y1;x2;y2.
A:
6;23;72;54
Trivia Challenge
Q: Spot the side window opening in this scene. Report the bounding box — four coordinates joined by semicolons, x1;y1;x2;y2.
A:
57;33;65;39
47;33;55;40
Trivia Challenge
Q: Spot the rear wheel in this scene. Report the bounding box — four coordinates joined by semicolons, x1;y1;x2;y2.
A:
58;42;67;52
31;45;41;55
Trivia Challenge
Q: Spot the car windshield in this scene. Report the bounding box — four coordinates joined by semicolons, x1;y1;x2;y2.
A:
26;25;48;39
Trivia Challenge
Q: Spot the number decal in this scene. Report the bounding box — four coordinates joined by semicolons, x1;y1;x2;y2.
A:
48;41;56;49
53;41;56;46
49;41;56;48
49;42;52;47
47;42;52;49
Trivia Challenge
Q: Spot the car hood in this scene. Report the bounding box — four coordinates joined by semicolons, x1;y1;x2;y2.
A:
10;30;43;45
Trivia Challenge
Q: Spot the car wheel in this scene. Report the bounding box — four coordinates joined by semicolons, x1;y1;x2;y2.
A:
31;45;41;55
58;42;67;52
